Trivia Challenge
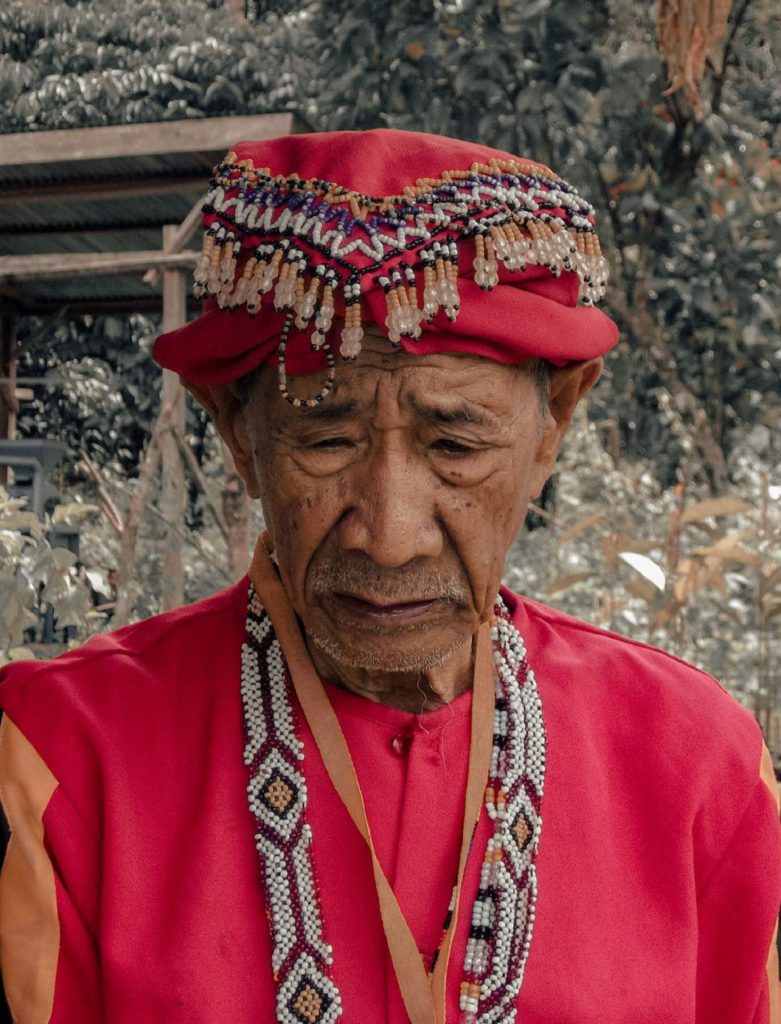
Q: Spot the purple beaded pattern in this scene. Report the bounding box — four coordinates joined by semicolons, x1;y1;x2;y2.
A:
199;157;607;300
193;153;609;372
240;586;546;1022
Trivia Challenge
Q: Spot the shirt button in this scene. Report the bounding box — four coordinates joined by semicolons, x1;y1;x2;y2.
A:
391;734;410;757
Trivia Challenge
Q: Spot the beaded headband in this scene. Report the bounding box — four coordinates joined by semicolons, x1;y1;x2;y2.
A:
192;150;609;406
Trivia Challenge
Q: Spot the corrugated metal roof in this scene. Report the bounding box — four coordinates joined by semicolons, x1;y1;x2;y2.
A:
0;113;302;315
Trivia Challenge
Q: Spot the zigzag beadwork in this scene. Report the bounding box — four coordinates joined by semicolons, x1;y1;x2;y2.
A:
194;152;609;366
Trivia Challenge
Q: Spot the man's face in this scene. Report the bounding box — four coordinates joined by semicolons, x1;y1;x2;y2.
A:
234;333;564;674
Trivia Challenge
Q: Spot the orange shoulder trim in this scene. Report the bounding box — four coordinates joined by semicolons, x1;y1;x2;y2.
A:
760;744;781;1024
0;715;60;1024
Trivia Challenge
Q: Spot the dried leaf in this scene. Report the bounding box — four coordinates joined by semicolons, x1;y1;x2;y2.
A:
760;564;781;596
651;600;682;631
8;647;36;661
51;548;78;571
556;512;605;547
0;512;43;535
673;558;723;601
52;502;99;526
680;498;752;524
693;543;761;566
625;578;659;604
765;605;781;622
404;42;426;61
684;522;724;542
602;534;620;567
545;571;595;596
615;537;659;554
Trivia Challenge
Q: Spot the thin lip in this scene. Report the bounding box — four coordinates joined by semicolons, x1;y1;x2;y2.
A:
332;591;439;611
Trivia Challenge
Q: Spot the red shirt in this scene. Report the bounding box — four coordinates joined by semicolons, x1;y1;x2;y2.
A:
0;578;778;1022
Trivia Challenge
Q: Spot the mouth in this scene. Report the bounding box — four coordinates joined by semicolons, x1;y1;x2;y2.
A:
331;592;438;622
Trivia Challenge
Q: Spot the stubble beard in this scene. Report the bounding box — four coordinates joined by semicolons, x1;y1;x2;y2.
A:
306;622;470;673
305;557;471;673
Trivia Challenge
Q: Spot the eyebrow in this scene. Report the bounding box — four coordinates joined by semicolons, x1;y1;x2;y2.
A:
409;396;486;426
296;398;360;421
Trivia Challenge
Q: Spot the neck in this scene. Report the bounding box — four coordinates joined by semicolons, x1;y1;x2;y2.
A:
305;636;475;713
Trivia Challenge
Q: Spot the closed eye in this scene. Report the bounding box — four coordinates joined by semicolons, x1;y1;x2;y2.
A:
305;437;353;450
431;438;475;456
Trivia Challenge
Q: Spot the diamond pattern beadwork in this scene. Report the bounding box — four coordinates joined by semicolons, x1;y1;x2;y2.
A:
240;586;546;1023
460;600;546;1023
241;595;339;1022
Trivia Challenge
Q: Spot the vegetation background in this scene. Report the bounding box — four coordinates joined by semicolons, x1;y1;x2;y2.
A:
0;0;779;742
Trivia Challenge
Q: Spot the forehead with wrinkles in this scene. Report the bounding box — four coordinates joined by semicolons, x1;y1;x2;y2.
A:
250;331;534;435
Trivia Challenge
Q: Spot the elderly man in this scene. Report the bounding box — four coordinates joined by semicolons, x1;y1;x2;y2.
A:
0;130;778;1024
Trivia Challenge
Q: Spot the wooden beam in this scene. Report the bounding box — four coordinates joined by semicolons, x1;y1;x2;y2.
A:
0;173;207;206
0;113;300;168
143;193;206;286
2;220;183;238
0;250;199;282
0;296;201;317
165;194;207;255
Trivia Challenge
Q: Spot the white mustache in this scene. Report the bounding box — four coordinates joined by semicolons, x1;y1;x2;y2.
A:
309;559;468;605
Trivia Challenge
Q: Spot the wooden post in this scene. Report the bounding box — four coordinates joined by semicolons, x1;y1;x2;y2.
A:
160;225;187;611
0;316;17;486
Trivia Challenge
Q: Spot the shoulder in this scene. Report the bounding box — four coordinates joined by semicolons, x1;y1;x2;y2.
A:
502;587;766;841
506;586;756;747
0;578;249;781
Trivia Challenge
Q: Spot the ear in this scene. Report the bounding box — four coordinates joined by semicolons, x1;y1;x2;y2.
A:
185;381;261;499
530;357;603;499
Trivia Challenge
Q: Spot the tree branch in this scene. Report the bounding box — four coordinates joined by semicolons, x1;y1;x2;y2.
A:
142;499;232;584
78;447;124;535
711;0;753;116
170;426;230;542
607;288;728;491
113;399;176;626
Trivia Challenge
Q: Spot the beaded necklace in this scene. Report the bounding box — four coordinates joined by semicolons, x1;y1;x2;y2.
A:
241;580;546;1023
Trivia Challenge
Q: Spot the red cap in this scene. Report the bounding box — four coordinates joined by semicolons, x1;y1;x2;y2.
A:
153;129;618;388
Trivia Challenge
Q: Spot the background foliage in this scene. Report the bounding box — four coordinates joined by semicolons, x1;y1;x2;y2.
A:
1;0;779;726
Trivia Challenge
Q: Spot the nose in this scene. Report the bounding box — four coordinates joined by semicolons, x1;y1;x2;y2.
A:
338;445;443;568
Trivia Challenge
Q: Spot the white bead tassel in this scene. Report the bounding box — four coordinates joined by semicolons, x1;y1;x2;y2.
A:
245;245;274;316
473;233;498;290
193;226;219;299
311;271;336;349
273;246;299;312
401;265;424;340
217;237;242;308
340;279;363;359
422;250;440;319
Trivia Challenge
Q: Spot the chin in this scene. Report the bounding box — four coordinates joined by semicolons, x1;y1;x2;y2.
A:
307;627;470;674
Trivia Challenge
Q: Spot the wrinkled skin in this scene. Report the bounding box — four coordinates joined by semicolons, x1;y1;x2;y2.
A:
191;332;600;711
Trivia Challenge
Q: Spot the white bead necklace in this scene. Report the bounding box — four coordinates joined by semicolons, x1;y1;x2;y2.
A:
240;586;546;1023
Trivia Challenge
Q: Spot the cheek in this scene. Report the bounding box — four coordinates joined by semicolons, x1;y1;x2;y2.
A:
261;466;347;592
460;458;530;536
443;462;531;589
